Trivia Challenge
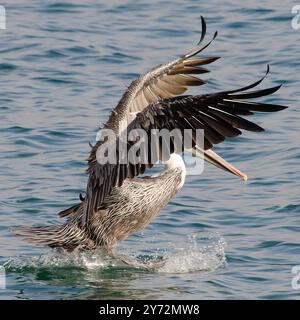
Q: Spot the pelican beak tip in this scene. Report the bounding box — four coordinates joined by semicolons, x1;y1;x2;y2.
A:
242;174;248;182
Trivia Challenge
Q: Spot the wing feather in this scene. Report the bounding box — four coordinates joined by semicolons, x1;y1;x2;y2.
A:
102;17;219;135
80;72;287;225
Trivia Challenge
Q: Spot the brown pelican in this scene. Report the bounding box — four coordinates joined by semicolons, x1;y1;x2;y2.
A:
13;17;287;251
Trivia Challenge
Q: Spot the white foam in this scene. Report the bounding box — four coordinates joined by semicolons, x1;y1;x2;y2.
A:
157;236;227;273
4;234;227;274
4;250;115;271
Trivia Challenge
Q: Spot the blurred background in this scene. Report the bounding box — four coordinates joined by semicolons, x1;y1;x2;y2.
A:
0;0;299;299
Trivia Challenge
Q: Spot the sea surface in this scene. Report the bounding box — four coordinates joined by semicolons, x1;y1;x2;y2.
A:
0;0;299;299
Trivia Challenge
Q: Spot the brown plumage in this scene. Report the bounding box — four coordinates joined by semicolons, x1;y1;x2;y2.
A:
12;17;288;251
13;167;183;250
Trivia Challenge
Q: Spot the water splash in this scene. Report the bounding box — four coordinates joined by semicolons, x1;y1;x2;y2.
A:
157;236;226;273
4;234;226;275
4;250;116;272
132;234;227;273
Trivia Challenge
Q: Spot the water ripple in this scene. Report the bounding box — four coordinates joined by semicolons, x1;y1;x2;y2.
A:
0;0;299;300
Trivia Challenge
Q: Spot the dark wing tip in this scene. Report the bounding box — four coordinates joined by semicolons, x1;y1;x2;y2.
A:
275;104;288;111
254;125;265;132
228;84;283;100
227;65;271;95
198;16;207;45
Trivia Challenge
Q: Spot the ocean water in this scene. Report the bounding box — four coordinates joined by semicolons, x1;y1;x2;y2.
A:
0;0;300;299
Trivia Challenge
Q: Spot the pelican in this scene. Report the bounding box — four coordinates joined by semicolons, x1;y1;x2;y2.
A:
13;17;287;251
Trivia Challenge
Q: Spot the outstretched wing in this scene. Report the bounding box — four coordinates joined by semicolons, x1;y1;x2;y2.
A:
104;17;219;133
82;69;287;224
59;17;218;220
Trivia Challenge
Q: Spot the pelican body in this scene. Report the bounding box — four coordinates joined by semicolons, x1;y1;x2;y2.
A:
13;18;288;251
22;156;184;250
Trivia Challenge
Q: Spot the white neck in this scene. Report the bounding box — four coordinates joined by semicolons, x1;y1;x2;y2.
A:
163;153;186;189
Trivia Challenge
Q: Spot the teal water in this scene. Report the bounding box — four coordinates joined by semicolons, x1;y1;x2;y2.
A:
0;0;300;299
